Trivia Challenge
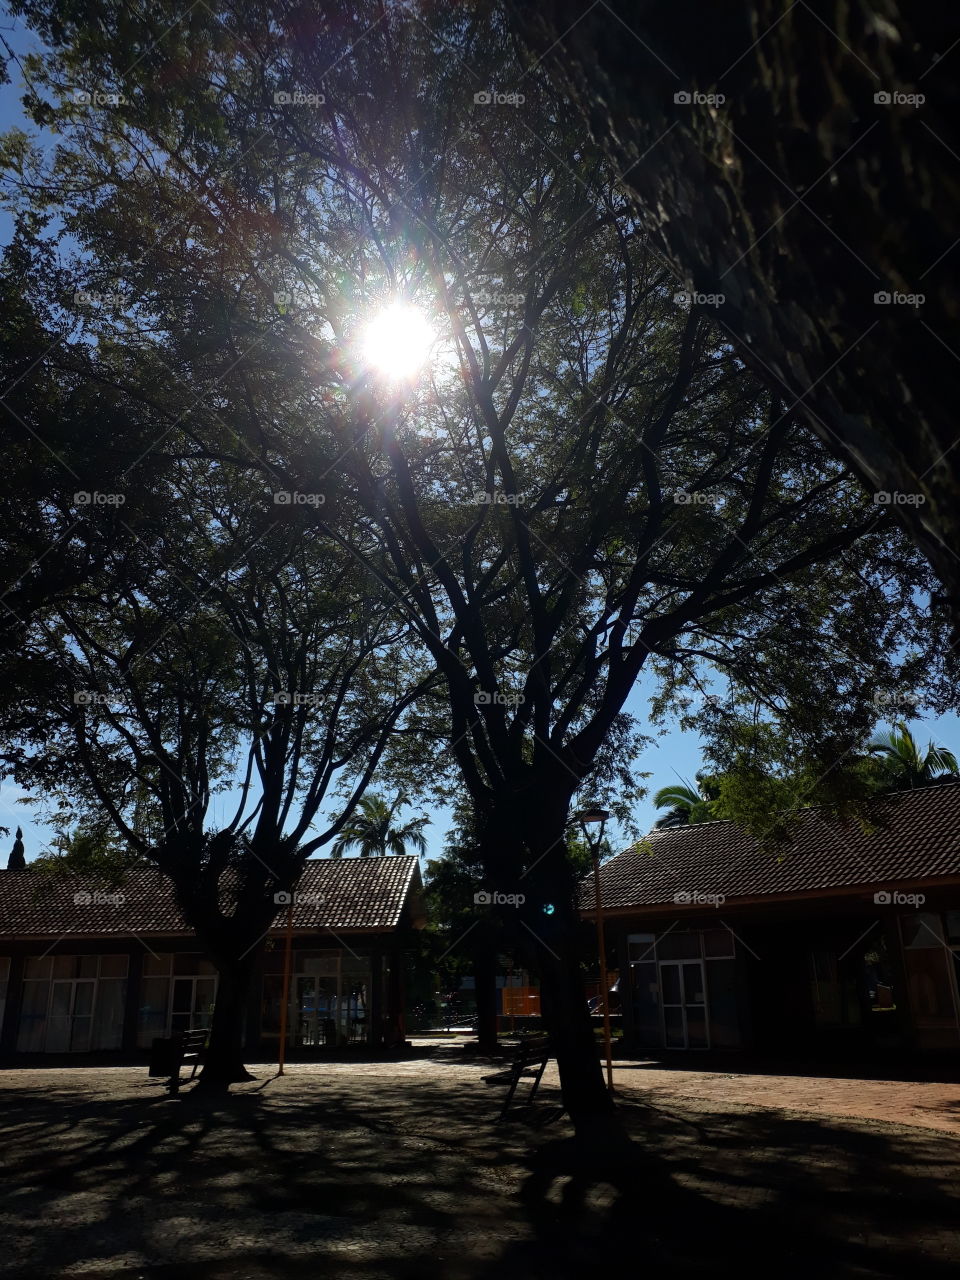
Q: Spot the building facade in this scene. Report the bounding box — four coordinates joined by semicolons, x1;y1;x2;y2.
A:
0;856;424;1059
581;785;960;1059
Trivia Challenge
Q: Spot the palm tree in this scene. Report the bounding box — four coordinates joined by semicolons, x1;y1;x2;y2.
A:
868;722;959;791
330;792;430;858
653;775;718;828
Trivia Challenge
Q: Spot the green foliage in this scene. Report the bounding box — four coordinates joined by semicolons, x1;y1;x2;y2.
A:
330;793;429;859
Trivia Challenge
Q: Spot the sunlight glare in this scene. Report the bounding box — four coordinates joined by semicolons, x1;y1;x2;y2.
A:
361;302;436;380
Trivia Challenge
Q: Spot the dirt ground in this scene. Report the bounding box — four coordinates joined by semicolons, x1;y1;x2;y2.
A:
1;1047;958;1279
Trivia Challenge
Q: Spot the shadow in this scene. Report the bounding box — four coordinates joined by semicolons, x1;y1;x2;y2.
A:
0;1058;957;1279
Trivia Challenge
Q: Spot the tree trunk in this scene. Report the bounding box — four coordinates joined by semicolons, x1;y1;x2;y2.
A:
195;959;257;1092
537;899;616;1125
472;934;499;1053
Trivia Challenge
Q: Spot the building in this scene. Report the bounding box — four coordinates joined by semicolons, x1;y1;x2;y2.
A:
0;856;424;1058
581;784;960;1059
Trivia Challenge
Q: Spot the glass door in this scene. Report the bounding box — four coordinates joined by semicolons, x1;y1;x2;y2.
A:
659;959;709;1049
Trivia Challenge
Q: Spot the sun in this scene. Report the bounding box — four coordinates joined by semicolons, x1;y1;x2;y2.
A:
361;302;436;380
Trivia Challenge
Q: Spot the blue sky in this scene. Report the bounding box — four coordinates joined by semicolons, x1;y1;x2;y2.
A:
1;13;958;868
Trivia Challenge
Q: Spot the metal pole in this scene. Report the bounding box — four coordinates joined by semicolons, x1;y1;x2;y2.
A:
277;899;294;1075
591;837;615;1093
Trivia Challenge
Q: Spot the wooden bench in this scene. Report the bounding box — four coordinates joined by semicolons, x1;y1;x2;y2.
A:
168;1029;207;1091
498;1034;553;1121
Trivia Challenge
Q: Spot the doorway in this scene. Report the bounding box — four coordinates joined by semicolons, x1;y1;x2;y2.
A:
659;958;709;1048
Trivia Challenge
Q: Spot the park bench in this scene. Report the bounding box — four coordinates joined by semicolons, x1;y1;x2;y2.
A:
149;1028;207;1090
497;1034;553;1121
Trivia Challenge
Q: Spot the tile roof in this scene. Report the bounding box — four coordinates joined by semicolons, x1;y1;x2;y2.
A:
581;783;960;912
0;856;421;938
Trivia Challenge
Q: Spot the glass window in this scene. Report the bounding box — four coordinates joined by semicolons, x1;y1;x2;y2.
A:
661;965;682;1004
703;928;735;958
23;956;52;980
944;912;960;945
706;959;740;1048
78;956;98;979
98;954;129;978
628;961;660;1047
174;953;205;975
53;955;77;979
137;976;171;1047
903;914;946;949
627;933;656;964
682;963;705;1005
93;979;126;1050
17;980;50;1051
142;952;172;976
657;932;701;961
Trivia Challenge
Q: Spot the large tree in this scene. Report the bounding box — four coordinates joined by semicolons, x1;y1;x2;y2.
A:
0;0;950;1136
0;457;434;1088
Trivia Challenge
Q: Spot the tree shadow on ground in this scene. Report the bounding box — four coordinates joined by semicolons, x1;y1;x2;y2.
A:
0;1066;957;1280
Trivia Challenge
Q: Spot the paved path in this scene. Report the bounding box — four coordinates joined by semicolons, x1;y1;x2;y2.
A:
609;1064;960;1134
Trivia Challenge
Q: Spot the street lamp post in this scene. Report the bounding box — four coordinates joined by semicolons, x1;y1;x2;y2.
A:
577;805;614;1094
